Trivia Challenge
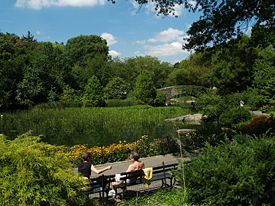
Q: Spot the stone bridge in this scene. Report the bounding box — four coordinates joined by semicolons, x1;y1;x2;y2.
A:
157;86;182;100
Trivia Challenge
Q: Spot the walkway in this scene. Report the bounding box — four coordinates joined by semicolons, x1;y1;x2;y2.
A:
88;154;190;200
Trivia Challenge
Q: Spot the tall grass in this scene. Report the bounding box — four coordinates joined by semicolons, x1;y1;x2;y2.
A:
0;105;190;146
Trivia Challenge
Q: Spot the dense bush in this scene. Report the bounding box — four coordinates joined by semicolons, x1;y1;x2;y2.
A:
219;107;251;126
179;135;275;206
153;91;166;107
0;133;85;206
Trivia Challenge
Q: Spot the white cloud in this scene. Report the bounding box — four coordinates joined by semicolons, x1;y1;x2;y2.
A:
148;28;184;43
15;0;106;9
100;33;118;46
109;50;120;57
134;28;190;58
144;42;189;56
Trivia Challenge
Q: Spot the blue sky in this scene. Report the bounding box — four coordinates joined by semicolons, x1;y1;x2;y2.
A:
0;0;200;63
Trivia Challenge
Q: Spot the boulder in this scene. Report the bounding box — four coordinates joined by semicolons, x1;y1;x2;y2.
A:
165;113;205;125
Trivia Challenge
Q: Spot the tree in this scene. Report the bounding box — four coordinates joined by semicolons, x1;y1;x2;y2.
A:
65;35;108;67
183;0;275;50
167;51;212;87
124;56;172;89
126;0;274;50
210;36;259;94
252;45;275;103
104;77;129;99
134;70;157;105
82;75;105;107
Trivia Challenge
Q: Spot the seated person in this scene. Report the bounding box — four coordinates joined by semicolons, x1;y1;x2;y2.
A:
78;152;112;179
110;151;144;195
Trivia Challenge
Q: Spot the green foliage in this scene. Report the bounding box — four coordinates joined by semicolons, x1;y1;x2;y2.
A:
134;70;157;105
176;85;209;98
135;135;178;158
104;77;129;99
65;35;108;67
181;0;274;49
82;75;106;107
219;107;251;126
196;93;223;122
122;56;173;89
60;85;80;103
210;36;259;94
153;91;166;107
252;45;275;103
0;133;84;206
106;98;137;107
168;52;212;87
181;136;275;206
0;106;190;146
117;189;191;206
197;92;257;125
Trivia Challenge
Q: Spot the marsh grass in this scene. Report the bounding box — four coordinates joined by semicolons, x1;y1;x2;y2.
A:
0;105;190;146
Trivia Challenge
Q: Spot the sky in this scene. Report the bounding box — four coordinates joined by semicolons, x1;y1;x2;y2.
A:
0;0;201;64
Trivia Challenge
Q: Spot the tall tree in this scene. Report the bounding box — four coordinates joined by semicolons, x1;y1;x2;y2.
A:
65;35;108;67
252;45;275;103
104;77;129;99
134;70;157;105
82;75;105;107
210;36;259;94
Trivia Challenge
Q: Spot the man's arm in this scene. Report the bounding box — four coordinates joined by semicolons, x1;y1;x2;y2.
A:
91;165;112;174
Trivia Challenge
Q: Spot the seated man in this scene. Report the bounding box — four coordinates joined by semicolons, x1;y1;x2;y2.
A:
109;151;144;196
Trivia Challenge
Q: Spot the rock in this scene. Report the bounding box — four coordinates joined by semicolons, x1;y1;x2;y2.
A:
249;111;268;116
165;113;205;125
176;129;196;134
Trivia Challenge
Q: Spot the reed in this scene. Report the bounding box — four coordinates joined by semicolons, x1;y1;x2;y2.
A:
0;105;190;146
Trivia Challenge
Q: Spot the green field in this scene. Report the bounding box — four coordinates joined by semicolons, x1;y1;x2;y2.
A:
0;105;190;146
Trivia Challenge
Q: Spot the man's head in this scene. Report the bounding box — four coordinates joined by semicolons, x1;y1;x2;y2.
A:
130;151;140;162
82;152;91;162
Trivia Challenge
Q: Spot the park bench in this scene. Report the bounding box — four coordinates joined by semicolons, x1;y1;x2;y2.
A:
82;162;178;199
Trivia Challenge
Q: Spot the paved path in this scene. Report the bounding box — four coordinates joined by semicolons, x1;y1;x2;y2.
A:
82;154;190;200
91;153;189;177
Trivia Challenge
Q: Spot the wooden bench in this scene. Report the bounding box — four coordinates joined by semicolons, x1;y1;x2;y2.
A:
82;162;178;199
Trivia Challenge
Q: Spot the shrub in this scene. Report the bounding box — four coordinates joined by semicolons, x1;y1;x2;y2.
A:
0;133;85;206
153;91;166;107
179;135;275;206
219;107;251;126
196;93;223;122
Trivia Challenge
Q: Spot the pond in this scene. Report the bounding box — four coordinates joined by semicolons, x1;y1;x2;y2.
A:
0;106;190;146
